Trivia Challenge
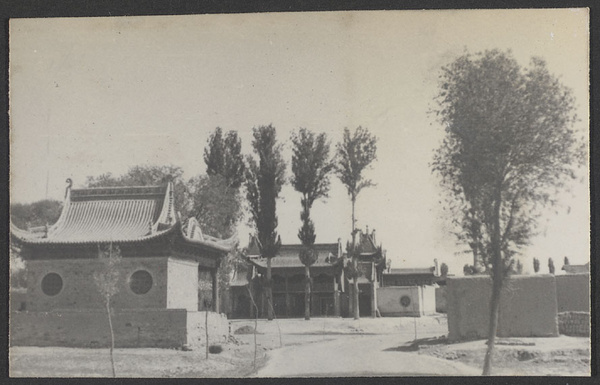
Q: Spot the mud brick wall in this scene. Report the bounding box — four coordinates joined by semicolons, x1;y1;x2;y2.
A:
10;290;27;311
435;286;447;313
10;309;231;348
555;274;589;313
25;257;198;312
10;309;187;348
446;275;559;341
558;311;590;336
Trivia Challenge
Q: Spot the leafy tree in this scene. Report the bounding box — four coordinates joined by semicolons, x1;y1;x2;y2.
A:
563;256;570;266
533;257;540;273
10;199;64;288
204;127;245;189
10;199;63;229
94;243;122;377
290;128;333;320
335;126;378;320
188;174;242;239
440;262;449;277
548;258;555;275
245;125;286;320
86;165;191;218
431;50;584;375
188;174;244;314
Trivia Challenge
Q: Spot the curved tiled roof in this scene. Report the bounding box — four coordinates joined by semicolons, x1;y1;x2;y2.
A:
245;235;342;269
11;184;175;245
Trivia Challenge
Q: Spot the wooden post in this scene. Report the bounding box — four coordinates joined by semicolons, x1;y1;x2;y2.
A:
333;275;340;317
285;274;290;318
371;261;377;318
211;269;220;314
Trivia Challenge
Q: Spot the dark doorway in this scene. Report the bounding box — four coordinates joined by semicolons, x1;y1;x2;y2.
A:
358;284;371;317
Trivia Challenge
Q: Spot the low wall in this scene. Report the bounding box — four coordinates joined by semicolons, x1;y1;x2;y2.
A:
435;286;447;313
377;286;422;317
558;311;590;337
446;275;558;341
555;274;589;313
10;309;230;349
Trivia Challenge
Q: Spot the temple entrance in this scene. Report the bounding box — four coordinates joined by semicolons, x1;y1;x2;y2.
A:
358;284;372;317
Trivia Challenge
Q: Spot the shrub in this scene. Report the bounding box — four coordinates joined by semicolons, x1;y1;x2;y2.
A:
209;345;223;354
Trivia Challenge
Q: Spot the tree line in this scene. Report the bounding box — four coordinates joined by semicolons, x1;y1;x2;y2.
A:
10;125;379;321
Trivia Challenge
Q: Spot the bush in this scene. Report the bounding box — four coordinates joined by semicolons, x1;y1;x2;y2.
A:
234;325;255;335
209;345;223;354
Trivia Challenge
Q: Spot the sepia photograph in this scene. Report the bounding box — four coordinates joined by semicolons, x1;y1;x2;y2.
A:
8;9;590;377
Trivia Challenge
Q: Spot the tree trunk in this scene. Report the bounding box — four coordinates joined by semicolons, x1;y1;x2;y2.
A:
106;298;116;378
305;265;311;320
483;271;503;375
371;261;377;318
352;260;359;320
351;195;360;320
482;186;504;376
205;302;210;359
266;257;273;321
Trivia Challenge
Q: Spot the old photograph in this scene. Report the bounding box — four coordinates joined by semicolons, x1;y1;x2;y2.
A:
8;9;590;377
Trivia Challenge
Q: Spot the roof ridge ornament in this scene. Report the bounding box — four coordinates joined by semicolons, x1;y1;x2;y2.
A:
65;178;73;199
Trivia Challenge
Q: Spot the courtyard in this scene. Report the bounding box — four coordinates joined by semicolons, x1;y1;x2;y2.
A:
9;315;590;377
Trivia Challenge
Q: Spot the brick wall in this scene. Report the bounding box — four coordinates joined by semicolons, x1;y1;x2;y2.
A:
558;311;590;336
10;309;230;349
26;258;169;311
555;273;589;313
25;257;199;312
10;309;187;348
446;275;559;341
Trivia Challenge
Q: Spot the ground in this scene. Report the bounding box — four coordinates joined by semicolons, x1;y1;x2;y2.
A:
9;315;590;377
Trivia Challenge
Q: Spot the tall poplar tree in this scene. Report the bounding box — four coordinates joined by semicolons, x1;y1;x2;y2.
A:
245;125;286;320
204;127;245;189
290;128;333;320
334;126;378;320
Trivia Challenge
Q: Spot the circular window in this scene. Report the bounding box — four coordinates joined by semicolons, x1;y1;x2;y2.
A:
129;270;153;295
400;295;411;308
41;273;63;296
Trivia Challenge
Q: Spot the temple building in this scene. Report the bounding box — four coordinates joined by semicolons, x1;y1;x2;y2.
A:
242;236;345;318
230;228;387;319
10;180;233;348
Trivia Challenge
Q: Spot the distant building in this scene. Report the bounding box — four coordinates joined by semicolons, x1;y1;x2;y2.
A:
10;180;233;348
381;267;436;287
561;262;589;274
240;236;345;318
377;263;438;317
231;228;387;319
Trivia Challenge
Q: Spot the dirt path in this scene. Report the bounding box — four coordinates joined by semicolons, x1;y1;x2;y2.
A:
255;333;480;377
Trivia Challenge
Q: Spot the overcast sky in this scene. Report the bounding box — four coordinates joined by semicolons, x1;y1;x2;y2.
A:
9;9;589;274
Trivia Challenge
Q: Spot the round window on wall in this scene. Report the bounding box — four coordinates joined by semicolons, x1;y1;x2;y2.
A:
400;295;412;308
129;270;153;295
41;273;63;296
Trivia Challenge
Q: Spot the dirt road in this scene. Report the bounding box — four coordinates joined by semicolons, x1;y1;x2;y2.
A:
255;333;479;377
